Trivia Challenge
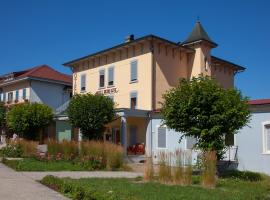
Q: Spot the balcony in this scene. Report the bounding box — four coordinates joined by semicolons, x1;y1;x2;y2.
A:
1;96;29;106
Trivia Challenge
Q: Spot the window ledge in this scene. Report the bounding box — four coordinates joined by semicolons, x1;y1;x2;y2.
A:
107;85;115;88
80;90;86;93
130;80;138;84
98;87;105;90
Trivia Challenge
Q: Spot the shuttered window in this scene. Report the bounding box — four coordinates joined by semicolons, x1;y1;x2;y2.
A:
3;93;6;102
157;127;166;148
186;136;197;149
99;69;105;88
130;60;137;82
80;74;86;92
22;88;26;99
265;125;270;152
108;67;114;86
15;90;19;101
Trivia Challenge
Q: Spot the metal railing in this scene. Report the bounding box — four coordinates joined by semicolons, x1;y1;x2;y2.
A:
223;146;238;162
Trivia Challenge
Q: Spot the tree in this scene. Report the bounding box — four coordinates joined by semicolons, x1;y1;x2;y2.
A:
6;103;53;140
67;93;115;140
161;76;250;159
0;102;6;129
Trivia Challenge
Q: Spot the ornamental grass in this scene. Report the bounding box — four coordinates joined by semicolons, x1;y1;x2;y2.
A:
17;139;38;158
144;156;154;181
158;151;172;183
201;151;217;188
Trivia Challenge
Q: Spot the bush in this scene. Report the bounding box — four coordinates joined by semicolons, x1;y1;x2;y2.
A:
220;170;263;182
1;142;23;158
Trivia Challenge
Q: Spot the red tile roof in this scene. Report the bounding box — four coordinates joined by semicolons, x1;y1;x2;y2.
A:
15;65;72;85
248;99;270;105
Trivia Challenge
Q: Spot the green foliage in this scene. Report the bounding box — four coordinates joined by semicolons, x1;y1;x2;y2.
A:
41;175;120;200
1;143;23;158
220;170;263;182
41;176;270;200
0;102;6;128
161;76;251;159
6;103;53;140
67;93;114;140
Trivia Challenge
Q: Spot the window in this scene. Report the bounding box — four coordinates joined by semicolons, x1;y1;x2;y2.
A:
108;67;114;86
99;69;105;88
130;91;137;109
7;92;13;102
130;60;138;82
0;93;2;102
15;90;19;101
80;74;86;92
157;126;167;148
263;123;270;154
186;136;197;149
22;88;26;99
3;93;6;102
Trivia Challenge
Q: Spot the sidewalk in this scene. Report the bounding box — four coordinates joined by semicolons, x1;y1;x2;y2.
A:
0;163;68;200
0;162;143;200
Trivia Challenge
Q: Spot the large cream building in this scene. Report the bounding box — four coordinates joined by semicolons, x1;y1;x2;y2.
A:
64;21;245;155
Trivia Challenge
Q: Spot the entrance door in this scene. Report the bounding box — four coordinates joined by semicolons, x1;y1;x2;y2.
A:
112;128;120;144
129;126;137;146
56;121;72;142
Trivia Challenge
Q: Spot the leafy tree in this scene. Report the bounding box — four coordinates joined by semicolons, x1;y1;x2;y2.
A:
0;102;6;128
161;76;250;159
6;103;53;140
67;93;115;140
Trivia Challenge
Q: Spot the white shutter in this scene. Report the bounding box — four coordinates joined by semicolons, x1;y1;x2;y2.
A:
186;136;196;149
158;127;166;148
266;126;270;151
130;61;137;81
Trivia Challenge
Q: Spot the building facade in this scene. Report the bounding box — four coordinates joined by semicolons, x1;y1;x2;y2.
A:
64;22;245;158
0;65;73;142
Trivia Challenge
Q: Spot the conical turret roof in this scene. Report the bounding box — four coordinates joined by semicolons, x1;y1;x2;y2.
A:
183;21;217;47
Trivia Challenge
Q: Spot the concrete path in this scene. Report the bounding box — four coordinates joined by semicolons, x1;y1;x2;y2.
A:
0;163;68;200
0;162;143;200
22;171;143;180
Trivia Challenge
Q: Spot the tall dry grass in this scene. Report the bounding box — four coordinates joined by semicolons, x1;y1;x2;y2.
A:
17;139;38;157
201;151;217;188
46;140;124;169
144;156;154;181
158;151;172;183
172;149;193;186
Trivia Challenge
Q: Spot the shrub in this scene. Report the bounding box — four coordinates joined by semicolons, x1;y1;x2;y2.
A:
1;141;23;158
220;170;263;182
201;151;217;188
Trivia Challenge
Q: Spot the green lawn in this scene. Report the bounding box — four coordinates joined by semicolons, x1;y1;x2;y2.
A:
41;176;270;200
2;158;87;171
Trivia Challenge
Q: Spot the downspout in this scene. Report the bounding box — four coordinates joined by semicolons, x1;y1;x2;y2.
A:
149;36;155;157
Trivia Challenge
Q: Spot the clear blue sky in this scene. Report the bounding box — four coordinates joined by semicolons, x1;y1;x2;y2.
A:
0;0;269;99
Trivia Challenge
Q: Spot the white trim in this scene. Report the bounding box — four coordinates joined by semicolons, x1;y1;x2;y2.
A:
262;121;270;154
156;125;167;150
107;66;115;87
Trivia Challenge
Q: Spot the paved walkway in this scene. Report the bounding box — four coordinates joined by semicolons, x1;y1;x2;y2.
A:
0;163;143;200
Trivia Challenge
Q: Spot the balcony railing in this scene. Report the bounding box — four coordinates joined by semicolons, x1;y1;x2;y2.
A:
0;96;30;105
223;146;238;162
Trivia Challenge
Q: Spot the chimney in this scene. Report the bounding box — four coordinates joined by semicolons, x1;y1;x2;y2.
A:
125;34;134;43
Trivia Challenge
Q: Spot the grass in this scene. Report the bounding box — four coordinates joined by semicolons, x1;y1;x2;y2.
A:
41;175;270;200
2;158;88;171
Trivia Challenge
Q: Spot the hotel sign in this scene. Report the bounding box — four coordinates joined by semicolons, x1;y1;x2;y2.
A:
96;87;118;95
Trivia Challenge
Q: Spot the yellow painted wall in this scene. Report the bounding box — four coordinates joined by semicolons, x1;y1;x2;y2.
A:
211;65;234;88
73;48;153;110
153;42;189;109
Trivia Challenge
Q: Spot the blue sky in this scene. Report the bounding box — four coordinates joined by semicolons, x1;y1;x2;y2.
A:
0;0;269;99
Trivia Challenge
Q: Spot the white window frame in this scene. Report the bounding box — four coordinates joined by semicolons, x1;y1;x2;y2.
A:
262;121;270;154
156;125;167;149
130;60;138;83
107;66;114;87
80;74;86;93
130;91;138;109
99;69;105;88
